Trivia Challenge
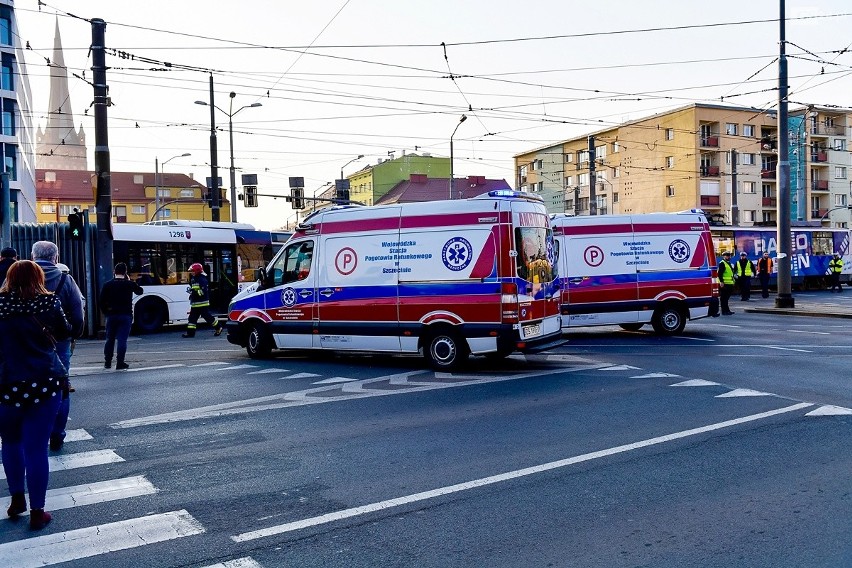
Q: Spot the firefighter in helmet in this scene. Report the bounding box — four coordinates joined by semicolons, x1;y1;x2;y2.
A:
182;262;224;338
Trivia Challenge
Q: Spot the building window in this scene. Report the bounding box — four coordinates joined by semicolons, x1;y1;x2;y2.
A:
725;123;738;136
578;150;589;163
5;145;15;180
834;139;847;151
742;210;756;222
596;145;606;160
179;189;195;198
564;153;573;163
836;167;847;179
536;181;544;192
44;171;56;182
564;176;574;187
41;204;56;214
133;174;144;185
613;167;620;178
578;197;589;211
579;173;589;185
613;192;619;203
157;188;170;198
0;8;11;46
742;181;756;194
743;125;755;137
59;205;81;216
161;208;171;218
112;206;127;218
666;185;675;197
762;184;773;198
612;142;620;153
665;128;674;141
2;99;14;136
132;205;146;215
835;194;847;207
1;53;13;91
741;153;756;165
665;156;674;169
519;165;527;178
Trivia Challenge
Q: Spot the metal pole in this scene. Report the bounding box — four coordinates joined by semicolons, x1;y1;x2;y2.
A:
731;149;738;226
0;172;9;247
228;97;237;223
208;74;220;222
91;18;113;306
154;157;159;222
776;0;794;307
588;136;597;215
449;136;454;199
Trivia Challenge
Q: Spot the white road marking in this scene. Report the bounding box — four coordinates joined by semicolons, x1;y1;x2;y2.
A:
631;373;680;378
231;403;813;542
279;372;321;379
680;336;715;342
201;558;263;568
787;329;830;335
0;428;92;450
764;346;813;353
670;379;720;387
24;476;158;513
215;364;259;371
70;365;109;372
599;365;642;371
248;368;290;374
190;362;231;367
805;405;852;416
313;377;357;384
0;510;204;568
125;364;185;372
715;388;773;398
0;449;125;479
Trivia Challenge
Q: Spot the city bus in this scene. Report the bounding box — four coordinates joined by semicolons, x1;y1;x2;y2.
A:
114;220;284;332
710;225;851;289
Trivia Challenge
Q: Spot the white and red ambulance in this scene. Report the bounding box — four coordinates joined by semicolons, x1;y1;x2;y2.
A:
226;191;565;369
551;211;719;335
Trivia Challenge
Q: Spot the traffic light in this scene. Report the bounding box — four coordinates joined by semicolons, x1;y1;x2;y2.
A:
244;185;258;208
68;211;84;240
290;187;304;210
335;179;350;202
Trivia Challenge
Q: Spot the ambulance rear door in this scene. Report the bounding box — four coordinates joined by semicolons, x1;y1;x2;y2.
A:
317;207;403;352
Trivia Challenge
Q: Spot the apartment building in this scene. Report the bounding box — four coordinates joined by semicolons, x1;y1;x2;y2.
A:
514;103;852;228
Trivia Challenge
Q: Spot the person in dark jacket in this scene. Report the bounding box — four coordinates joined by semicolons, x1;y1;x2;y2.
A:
182;262;223;338
0;247;16;287
0;260;71;530
99;263;143;370
32;241;84;451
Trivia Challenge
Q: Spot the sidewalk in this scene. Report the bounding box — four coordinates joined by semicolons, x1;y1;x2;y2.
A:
743;292;852;319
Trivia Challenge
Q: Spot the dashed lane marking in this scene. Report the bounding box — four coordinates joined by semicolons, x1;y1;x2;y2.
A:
715;388;773;398
125;364;185;372
248;368;290;374
231;403;813;542
215;364;259;371
632;373;680;379
0;510;204;568
670;379;720;387
313;377;357;384
599;365;642;371
279;372;321;380
201;558;263;568
806;405;852;416
190;362;230;367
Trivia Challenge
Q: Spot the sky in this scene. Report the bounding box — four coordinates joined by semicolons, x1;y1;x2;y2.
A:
14;0;852;230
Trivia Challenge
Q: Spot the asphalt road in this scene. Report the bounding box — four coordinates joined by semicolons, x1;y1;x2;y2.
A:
0;291;849;567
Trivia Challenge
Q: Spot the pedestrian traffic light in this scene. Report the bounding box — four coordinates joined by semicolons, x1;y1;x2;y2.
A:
335;179;350;202
244;185;258;208
291;187;304;210
68;211;83;240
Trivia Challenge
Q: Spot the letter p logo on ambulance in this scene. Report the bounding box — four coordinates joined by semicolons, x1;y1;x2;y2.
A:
442;237;473;272
668;239;691;263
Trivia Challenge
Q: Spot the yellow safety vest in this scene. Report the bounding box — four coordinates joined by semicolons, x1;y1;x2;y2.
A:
829;258;844;274
718;260;736;285
735;259;754;277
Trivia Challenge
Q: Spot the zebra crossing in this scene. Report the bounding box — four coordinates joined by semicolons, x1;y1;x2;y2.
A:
0;428;264;568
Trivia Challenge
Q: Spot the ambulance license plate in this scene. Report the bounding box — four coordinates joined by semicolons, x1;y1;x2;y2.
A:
522;323;542;339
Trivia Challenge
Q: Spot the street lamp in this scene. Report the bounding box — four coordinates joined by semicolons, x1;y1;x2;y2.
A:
340;154;364;181
196;92;262;222
154;153;191;221
449;114;467;199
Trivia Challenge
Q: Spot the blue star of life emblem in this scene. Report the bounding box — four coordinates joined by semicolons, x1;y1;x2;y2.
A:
668;239;691;263
442;237;473;272
281;287;297;307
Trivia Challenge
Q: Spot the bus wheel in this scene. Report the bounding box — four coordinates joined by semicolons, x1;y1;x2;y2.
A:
619;323;644;331
651;303;687;335
246;322;273;359
423;329;469;371
133;298;167;333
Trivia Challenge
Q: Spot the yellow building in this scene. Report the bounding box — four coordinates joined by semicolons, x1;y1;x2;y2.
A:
35;169;231;224
514;103;852;228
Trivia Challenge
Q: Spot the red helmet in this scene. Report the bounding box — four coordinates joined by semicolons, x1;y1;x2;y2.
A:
189;263;204;274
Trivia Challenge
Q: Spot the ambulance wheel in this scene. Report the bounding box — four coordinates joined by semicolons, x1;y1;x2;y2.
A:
651;304;687;335
619;323;644;332
246;322;273;359
424;330;469;371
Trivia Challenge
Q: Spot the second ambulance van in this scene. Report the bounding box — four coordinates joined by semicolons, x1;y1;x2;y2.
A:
226;191;565;369
551;211;719;335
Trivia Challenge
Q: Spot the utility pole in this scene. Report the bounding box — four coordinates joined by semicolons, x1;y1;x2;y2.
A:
588;136;597;216
207;74;220;222
0;172;9;247
776;0;794;308
730;149;738;226
91;18;113;299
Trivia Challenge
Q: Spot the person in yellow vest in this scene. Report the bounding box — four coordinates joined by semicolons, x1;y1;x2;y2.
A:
828;252;844;293
756;251;773;298
718;251;736;315
734;251;755;301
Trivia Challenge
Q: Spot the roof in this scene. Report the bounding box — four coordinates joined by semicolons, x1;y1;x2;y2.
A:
35;169;208;202
375;174;511;205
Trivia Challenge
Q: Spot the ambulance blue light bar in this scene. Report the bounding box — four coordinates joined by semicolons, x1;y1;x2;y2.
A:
486;190;544;202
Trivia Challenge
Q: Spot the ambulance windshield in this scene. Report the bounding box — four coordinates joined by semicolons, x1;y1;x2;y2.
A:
515;227;556;283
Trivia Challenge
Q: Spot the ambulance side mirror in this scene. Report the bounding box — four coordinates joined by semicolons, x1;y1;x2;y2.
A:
256;267;267;288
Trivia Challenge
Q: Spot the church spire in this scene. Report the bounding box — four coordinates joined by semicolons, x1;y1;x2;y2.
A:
35;18;88;170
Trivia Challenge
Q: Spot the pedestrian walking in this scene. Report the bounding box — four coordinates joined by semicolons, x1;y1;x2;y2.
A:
734;252;755;301
718;251;736;315
182;263;223;338
0;260;71;530
0;247;16;287
828;252;844;293
31;241;84;452
100;263;143;370
756;251;773;299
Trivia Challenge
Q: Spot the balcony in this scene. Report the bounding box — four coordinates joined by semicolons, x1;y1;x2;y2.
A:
811;151;828;163
700;195;721;207
811;209;828;220
762;197;776;207
761;169;777;179
760;139;777;152
812;179;829;191
700;136;719;148
810;125;845;137
700;166;720;177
